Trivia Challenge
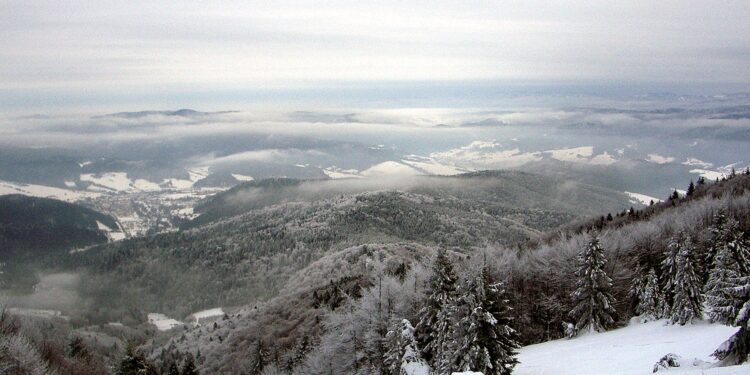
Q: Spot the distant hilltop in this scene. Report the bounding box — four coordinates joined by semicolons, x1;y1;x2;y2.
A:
94;109;238;119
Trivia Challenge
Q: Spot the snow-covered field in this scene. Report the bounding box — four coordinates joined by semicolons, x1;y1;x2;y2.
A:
625;191;662;206
0;180;100;202
515;319;746;374
147;313;184;331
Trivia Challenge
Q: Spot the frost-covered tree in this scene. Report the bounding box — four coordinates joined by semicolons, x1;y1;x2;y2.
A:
453;267;519;375
181;353;198;375
633;268;664;321
670;236;703;325
249;340;269;374
416;249;459;372
569;233;617;334
705;223;748;325
661;234;682;310
116;343;158;375
713;275;750;365
384;319;429;375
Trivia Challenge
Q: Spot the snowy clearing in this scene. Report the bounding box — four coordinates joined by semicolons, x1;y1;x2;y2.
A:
147;313;184;331
515;319;745;375
188;307;225;323
625;191;662;205
0;180;100;202
231;173;255;181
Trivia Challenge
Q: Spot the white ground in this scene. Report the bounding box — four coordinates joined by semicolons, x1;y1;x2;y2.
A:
0;180;100;202
188;307;224;323
515;319;746;375
231;173;255;181
625;191;662;205
147;313;184;331
361;161;423;177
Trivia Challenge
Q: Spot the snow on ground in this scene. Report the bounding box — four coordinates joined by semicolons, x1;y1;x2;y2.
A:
161;178;193;189
646;153;676;164
515;319;742;375
323;167;363;179
625;192;662;205
0;180;100;202
188;307;225;324
545;146;594;162
147;313;184;331
231;173;255;181
430;141;542;169
81;172;134;192
132;178;161;191
96;220;127;241
588;151;618;165
188;166;210;182
691;169;727;181
361;161;423;177
401;158;469;175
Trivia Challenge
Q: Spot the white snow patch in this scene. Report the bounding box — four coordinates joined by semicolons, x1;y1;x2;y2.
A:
147;313;183;331
625;192;662;206
81;172;134;192
515;319;740;375
0;180;100;202
78;161;92;168
188;308;225;324
431;141;542;169
231;173;255;181
545;146;594;162
589;152;618;165
401;159;469;175
161;178;193;189
132;179;161;192
647;153;676;164
690;169;727;181
361;161;422;177
64;180;76;188
188;166;210;182
323;167;362;179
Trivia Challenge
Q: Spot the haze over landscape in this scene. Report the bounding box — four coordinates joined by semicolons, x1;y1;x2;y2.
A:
2;2;750;375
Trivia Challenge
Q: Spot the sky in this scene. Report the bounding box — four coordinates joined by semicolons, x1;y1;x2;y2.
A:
2;1;750;112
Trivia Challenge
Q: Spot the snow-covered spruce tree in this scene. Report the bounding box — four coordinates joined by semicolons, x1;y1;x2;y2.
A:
634;268;664;321
661;233;682;312
569;232;617;334
384;319;429;375
670;236;704;325
416;248;459;373
705;220;749;324
713;275;750;365
453;267;519;375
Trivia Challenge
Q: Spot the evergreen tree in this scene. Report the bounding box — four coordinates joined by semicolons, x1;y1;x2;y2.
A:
634;268;664;321
713;275;750;365
181;353;198;375
416;249;458;372
249;340;269;374
569;233;617;334
706;220;750;324
166;362;180;375
686;180;695;196
670;236;703;325
661;234;682;310
384;319;428;375
116;344;158;375
454;267;519;375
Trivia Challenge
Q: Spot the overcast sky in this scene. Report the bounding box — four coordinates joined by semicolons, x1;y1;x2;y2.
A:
2;1;749;111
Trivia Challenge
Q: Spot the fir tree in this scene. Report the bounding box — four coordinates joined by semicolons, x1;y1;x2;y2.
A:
687;180;695;197
181;353;198;375
670;236;703;325
661;234;682;310
569;233;618;334
384;319;427;375
454;267;519;375
706;220;750;324
633;268;664;321
416;249;458;372
166;362;180;375
713;275;750;365
249;340;269;374
116;344;158;375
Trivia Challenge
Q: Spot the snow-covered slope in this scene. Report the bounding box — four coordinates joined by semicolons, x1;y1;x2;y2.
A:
516;319;746;374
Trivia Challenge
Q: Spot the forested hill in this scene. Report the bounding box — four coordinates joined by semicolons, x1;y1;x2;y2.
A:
189;170;632;228
0;194;118;257
72;171;633;323
136;171;750;374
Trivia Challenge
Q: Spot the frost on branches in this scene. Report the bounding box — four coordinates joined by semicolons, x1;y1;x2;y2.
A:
706;219;750;325
569;232;617;335
384;319;430;375
670;235;703;325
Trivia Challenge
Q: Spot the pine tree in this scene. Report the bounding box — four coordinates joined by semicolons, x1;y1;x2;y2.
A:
686;180;695;196
416;249;458;372
384;319;428;375
670;236;703;325
116;344;158;375
634;268;664;321
706;220;750;324
249;340;269;374
166;362;180;375
181;353;198;375
661;234;682;310
454;267;519;375
569;233;618;334
713;275;750;365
